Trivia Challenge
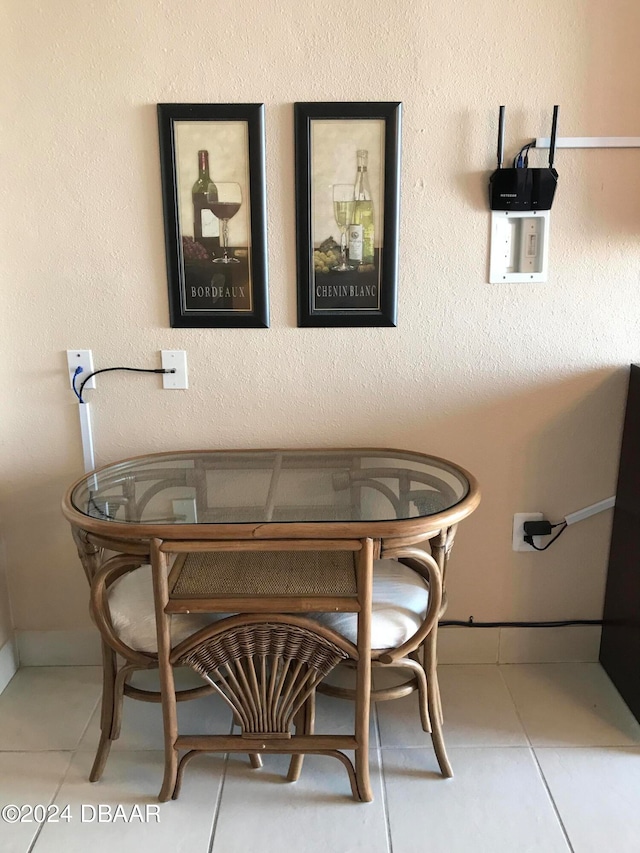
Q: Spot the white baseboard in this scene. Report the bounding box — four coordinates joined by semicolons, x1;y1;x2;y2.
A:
438;625;601;664
0;637;19;693
17;630;102;666
13;625;602;668
438;627;500;663
498;625;602;663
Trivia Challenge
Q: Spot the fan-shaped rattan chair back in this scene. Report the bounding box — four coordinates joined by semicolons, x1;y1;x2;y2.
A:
177;621;349;737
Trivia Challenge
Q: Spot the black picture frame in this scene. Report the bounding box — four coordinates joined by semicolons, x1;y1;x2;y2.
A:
157;103;269;328
294;102;402;328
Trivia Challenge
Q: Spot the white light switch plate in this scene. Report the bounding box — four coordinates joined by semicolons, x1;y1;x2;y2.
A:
161;350;188;389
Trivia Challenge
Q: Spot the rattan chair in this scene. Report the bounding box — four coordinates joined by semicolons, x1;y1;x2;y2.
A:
72;529;222;782
309;538;452;777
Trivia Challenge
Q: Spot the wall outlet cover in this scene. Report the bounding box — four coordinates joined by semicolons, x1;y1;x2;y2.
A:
513;512;544;552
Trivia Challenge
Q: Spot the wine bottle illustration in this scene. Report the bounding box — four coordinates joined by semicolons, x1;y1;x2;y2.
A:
192;150;220;255
350;149;374;265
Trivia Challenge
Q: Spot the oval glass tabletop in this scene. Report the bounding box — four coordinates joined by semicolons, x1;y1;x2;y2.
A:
68;449;471;526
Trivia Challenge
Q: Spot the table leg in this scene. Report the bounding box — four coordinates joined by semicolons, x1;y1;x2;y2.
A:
150;539;179;802
427;525;458;727
72;528;115;781
426;526;458;771
354;538;373;802
71;526;103;585
423;621;452;777
430;524;458;587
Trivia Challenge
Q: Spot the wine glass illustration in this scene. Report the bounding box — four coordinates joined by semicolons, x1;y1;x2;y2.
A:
208;182;242;264
332;184;355;271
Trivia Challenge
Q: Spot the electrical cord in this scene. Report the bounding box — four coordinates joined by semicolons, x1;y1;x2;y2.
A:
72;366;83;401
441;617;603;628
513;140;536;168
525;520;568;551
73;366;176;403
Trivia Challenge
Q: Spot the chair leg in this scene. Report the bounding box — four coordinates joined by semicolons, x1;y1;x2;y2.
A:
160;748;179;801
287;690;316;782
110;662;142;741
156;658;179;801
424;630;444;726
90;642;117;782
409;656;432;734
424;625;452;778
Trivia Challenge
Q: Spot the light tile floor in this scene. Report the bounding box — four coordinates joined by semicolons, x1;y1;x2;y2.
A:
0;663;638;853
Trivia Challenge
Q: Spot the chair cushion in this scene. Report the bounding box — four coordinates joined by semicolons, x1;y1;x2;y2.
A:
312;559;429;649
107;564;222;654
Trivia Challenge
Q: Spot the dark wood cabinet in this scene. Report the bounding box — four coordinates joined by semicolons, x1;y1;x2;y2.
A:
600;364;640;721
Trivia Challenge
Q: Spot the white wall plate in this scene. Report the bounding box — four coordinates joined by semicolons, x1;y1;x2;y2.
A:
489;209;550;283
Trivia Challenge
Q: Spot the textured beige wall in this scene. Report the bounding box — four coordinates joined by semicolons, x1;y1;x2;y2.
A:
1;0;639;634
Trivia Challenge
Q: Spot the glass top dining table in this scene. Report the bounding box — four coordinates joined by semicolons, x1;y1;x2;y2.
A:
61;447;481;804
62;448;479;542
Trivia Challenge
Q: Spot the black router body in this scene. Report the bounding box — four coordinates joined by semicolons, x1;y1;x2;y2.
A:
489;105;559;211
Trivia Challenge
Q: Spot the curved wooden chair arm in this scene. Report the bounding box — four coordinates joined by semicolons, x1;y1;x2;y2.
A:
90;555;155;667
376;545;443;664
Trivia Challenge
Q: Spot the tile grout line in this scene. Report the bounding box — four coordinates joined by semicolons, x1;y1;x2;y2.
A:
497;666;574;853
27;681;101;851
378;746;394;853
496;665;533;749
207;714;237;852
374;699;394;853
26;750;76;853
530;748;575;853
74;691;103;752
207;752;230;853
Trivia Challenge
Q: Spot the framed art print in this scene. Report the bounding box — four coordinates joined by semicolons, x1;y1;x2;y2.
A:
157;103;269;328
294;102;402;327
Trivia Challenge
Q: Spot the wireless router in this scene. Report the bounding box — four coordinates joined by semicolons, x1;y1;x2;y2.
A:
489;105;559;211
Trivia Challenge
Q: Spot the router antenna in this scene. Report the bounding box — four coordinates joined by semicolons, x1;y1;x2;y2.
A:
497;105;505;169
548;105;559;169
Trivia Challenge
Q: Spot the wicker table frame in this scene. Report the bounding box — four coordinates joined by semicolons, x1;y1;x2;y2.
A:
62;448;480;803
